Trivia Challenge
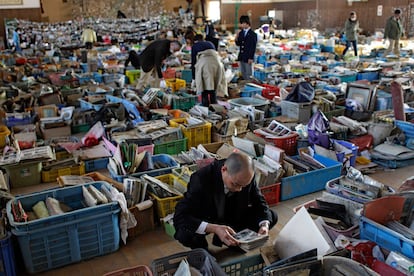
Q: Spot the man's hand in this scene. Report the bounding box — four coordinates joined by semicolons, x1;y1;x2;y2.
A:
248;59;254;64
258;224;270;236
206;223;239;246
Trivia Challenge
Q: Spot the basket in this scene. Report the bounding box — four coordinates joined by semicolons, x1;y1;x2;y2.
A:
260;183;281;206
149;174;187;218
103;264;153;276
151;248;225;276
41;162;85;182
0;233;16;276
165;78;186;92
127;204;155;239
254;130;298;156
169;118;212;149
154;138;187;155
171;92;198;111
220;253;265;276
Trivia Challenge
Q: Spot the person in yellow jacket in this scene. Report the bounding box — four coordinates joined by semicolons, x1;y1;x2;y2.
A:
81;26;97;49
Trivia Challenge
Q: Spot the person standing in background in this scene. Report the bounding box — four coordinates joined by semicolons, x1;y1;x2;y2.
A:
205;20;219;50
384;9;404;57
235;15;257;81
12;27;22;53
81;25;97;49
342;11;359;58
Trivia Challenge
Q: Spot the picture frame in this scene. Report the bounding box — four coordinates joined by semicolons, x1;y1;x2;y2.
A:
346;83;377;111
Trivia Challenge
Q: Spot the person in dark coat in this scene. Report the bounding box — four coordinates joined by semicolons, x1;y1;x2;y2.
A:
235;15;257;80
132;39;181;89
384;9;404;57
205;20;219;50
174;152;277;249
342;11;359;57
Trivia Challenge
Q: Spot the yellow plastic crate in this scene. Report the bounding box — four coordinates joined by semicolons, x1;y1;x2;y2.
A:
149;174;187;219
169;118;212;149
165;78;186;92
125;69;141;84
42;162;85;183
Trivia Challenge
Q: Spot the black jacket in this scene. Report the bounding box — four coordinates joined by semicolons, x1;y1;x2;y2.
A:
173;160;275;235
139;39;173;78
235;29;257;62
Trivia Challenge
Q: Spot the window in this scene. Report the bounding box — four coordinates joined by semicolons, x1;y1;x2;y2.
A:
207;1;221;21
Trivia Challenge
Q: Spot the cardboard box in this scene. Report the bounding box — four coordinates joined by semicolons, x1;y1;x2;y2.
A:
41;124;71;140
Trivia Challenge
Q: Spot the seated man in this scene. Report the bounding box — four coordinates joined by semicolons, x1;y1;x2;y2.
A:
174;152;277;249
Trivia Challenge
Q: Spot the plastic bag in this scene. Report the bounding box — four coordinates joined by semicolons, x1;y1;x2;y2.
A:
285;81;315;103
307;110;330;148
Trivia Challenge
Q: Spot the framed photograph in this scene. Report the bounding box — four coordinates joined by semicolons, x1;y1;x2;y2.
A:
346;83;377;111
0;0;23;5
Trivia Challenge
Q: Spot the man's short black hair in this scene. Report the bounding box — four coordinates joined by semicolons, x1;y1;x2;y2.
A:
395;9;401;15
239;15;251;25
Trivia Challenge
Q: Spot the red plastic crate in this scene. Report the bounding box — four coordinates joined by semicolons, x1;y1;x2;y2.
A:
254;130;298;156
162;68;176;79
261;84;280;100
260;183;280;206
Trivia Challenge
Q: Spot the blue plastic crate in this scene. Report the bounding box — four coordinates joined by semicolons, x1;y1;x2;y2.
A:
93;72;103;83
84;157;109;173
0;233;16;276
328;72;357;83
240;85;263;97
4;115;36;128
253;70;271;82
180;69;192;84
6;182;120;274
357;71;379;81
395;120;414;138
280;154;342;201
108;154;180;182
360;216;414;259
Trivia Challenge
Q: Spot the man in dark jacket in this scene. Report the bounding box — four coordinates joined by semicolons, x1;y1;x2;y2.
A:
235;15;257;80
174;152;277;249
128;39;181;90
384;9;404;57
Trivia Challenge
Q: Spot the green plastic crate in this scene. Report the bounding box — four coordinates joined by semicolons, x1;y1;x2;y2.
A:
172;92;198;111
220;254;265;276
154;138;187;155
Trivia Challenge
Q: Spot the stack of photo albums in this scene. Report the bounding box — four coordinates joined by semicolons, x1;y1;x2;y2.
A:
233;229;269;252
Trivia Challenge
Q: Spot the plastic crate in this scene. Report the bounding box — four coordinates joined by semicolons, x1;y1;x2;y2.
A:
395;120;414;138
179;69;192;84
154;138;187;155
220;253;265;276
171;164;199;184
375;90;393;111
108;154;179;183
253;130;298;156
41;162;85;183
162;68;176;79
149;174;187;218
3;161;42;188
322;106;346;120
360;216;414;259
281;100;312;123
152;248;224;276
165;78;186;92
84;157;110;173
6;182;121;273
71;123;90;134
328;72;357;83
0;233;16;276
261;84;280;100
357;71;379;81
171;92;198;111
103;264;153;276
240;85;262;97
253;70;271;82
280;154;342;201
260;183;281;206
4;115;36;128
78;98;104;111
103;73;125;84
125;69;141;84
169;118;212;149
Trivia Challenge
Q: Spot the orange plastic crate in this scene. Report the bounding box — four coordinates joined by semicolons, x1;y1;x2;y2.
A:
260;183;281;206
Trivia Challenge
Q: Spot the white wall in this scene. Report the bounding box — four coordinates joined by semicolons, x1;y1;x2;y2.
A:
0;0;40;9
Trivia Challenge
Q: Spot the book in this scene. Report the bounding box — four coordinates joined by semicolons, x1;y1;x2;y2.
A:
233;229;269;252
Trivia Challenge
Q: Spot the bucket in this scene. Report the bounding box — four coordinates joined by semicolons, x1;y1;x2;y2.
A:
0;126;10;148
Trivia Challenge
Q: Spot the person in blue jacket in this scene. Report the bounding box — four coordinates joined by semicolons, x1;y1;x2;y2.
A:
235;15;257;80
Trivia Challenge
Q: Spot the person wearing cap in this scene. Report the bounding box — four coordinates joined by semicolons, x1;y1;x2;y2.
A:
235;15;257;81
342;11;359;58
384;9;404;57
